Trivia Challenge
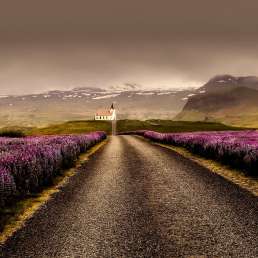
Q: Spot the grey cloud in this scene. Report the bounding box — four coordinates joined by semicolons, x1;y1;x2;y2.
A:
0;0;258;94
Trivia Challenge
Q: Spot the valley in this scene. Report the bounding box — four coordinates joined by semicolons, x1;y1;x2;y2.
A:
1;75;258;129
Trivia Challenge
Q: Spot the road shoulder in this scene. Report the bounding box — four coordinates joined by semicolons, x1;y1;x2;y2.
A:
137;136;258;197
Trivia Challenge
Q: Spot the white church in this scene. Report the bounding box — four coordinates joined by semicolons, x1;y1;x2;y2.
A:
94;103;116;121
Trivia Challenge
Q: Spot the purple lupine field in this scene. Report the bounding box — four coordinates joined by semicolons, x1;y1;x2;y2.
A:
0;132;106;207
136;130;258;176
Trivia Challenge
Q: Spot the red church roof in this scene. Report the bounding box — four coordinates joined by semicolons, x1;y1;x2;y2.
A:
95;110;113;116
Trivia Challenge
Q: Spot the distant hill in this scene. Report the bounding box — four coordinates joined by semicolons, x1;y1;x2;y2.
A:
2;75;258;128
198;74;258;93
0;85;194;127
176;75;258;127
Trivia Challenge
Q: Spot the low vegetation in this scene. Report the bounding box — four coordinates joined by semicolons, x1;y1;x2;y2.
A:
31;120;112;135
0;132;106;210
0;130;25;138
117;120;245;133
0;120;246;137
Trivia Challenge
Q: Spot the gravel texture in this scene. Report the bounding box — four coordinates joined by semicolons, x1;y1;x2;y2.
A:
1;135;258;257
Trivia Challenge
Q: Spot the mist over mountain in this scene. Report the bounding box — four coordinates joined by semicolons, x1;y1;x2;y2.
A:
1;75;257;128
176;75;258;127
0;84;194;127
198;75;258;93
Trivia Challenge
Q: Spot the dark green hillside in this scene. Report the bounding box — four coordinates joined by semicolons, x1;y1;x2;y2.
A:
3;120;245;136
1;120;245;137
32;120;112;135
116;120;245;133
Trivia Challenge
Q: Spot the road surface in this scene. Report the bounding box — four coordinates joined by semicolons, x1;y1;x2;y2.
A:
1;136;258;257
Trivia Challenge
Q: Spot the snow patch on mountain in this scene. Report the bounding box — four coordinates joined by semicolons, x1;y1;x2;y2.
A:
157;92;172;96
92;94;120;100
135;92;155;96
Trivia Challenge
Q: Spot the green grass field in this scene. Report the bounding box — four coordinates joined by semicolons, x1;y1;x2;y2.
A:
116;120;245;133
0;120;246;137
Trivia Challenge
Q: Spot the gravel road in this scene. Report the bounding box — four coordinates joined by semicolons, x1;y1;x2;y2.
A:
1;136;258;258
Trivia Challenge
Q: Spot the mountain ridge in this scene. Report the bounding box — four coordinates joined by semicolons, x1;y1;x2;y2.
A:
176;75;258;127
1;75;258;128
0;84;194;127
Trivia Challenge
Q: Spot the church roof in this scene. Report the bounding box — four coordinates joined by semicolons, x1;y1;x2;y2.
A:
95;109;113;116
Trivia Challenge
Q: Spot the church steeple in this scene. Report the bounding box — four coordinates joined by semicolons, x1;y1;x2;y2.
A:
94;103;116;121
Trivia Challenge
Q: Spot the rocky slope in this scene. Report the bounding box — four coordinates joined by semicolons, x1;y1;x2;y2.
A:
176;75;258;127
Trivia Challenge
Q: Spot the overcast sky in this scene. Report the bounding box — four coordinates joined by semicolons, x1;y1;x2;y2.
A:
1;0;258;95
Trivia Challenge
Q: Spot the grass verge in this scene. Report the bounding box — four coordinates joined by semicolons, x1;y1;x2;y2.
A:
117;119;246;133
1;120;247;136
0;139;107;245
140;137;258;197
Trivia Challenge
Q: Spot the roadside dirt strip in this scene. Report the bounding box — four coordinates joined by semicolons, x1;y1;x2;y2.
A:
1;136;257;257
148;139;258;197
